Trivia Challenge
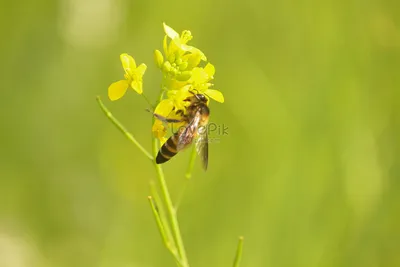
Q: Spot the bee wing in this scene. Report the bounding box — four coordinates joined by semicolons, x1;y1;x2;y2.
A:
177;115;200;151
195;127;208;170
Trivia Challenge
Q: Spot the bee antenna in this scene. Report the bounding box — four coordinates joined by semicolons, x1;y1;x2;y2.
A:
190;88;200;94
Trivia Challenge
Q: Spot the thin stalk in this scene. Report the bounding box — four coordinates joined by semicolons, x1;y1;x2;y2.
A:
150;181;177;250
141;93;154;110
148;196;170;247
148;196;182;266
152;138;189;267
233;236;244;267
174;179;189;212
185;144;197;179
96;96;153;160
151;89;189;267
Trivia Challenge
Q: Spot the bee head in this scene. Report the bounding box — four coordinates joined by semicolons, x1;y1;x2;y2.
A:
195;94;207;103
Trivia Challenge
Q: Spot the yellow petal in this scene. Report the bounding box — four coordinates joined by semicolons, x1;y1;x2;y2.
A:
191;67;208;84
173;86;192;110
160;136;168;145
184;53;202;69
108;80;129;101
163;35;169;56
120;53;136;75
179;44;206;61
152;120;167;140
136;63;147;76
155;99;174;117
205;89;224;103
163;22;179;40
204;63;215;78
131;80;143;94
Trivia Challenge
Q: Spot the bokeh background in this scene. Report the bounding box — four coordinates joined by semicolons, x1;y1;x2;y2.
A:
1;0;400;266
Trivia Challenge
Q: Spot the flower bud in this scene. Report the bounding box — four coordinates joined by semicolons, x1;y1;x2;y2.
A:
168;53;175;63
154;50;164;69
179;61;188;71
169;67;177;76
163;61;172;73
176;71;192;81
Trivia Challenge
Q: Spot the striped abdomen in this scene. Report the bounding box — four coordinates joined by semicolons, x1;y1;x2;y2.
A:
156;133;188;164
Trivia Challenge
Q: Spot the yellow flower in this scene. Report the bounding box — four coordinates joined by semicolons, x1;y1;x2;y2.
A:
190;63;224;103
150;24;224;142
151;86;191;141
153;86;192;123
163;22;207;62
108;53;147;101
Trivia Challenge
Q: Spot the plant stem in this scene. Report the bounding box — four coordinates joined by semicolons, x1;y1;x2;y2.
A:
150;181;177;249
96;96;153;160
148;196;182;266
152;138;189;267
233;236;244;267
141;93;154;110
150;87;189;266
185;144;197;179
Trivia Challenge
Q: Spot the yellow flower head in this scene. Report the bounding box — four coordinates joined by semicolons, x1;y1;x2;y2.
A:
153;23;207;85
190;63;224;103
150;23;224;142
108;53;147;101
163;23;206;62
153;86;191;123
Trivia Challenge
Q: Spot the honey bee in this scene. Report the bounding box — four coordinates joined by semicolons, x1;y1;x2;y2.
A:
154;93;210;170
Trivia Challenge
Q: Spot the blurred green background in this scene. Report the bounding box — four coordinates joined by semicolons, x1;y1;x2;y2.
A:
1;0;399;266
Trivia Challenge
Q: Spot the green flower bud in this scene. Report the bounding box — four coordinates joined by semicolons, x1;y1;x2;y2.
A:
154;50;164;69
179;61;188;71
176;71;192;81
168;53;175;63
176;58;182;65
163;61;172;73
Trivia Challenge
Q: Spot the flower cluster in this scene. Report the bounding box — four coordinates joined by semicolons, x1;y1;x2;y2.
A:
107;23;224;143
153;23;224;142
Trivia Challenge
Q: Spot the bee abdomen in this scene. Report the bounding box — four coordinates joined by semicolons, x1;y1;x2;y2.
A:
156;134;179;164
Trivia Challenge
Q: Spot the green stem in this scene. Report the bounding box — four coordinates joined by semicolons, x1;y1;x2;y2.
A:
141;93;154;110
233;236;244;267
148;196;170;247
185;144;197;179
151;89;189;267
97;93;190;267
96;96;153;160
152;138;189;267
148;196;182;266
150;181;177;249
174;179;189;212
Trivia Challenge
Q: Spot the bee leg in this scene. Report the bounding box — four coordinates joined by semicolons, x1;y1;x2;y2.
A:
176;109;185;116
153;113;183;123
